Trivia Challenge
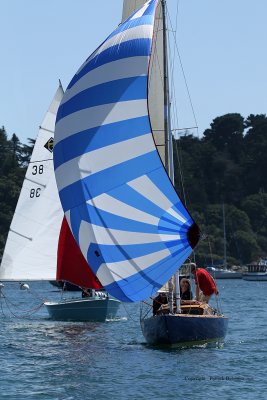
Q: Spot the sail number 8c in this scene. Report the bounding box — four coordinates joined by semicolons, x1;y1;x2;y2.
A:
30;188;41;198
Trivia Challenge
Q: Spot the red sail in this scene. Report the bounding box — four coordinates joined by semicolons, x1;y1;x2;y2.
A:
57;217;102;289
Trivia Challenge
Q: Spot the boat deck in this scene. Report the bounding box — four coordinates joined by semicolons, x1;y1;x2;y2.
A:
156;302;217;316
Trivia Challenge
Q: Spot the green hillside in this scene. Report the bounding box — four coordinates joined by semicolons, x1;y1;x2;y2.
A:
173;113;267;265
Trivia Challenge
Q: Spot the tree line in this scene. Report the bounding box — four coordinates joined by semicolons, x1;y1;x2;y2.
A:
0;112;266;266
0;127;33;258
173;113;267;266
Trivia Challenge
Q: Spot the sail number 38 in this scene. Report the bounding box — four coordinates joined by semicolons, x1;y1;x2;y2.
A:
32;165;44;175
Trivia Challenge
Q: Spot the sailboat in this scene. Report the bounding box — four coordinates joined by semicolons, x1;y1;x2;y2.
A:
206;204;242;279
0;84;64;281
53;0;228;344
44;216;120;321
242;259;267;281
0;83;120;322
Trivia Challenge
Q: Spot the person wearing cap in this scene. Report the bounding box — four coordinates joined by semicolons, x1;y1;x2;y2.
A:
190;263;219;303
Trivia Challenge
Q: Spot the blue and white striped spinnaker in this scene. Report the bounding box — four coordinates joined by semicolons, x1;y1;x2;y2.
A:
54;0;199;302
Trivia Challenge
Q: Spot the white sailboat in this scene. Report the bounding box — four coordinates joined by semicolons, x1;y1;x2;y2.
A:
206;204;242;279
0;83;120;321
0;83;64;281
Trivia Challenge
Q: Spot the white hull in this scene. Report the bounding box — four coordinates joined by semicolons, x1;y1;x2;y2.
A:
206;267;242;279
242;273;267;281
213;271;242;279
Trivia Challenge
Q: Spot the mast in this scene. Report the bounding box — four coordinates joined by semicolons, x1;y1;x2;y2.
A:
121;0;180;311
162;0;180;313
162;0;173;181
223;203;227;269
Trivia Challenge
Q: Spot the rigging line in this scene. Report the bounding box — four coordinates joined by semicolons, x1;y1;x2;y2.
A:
173;126;198;132
165;3;189;197
29;158;53;163
28;285;48;302
121;302;139;323
39;126;54;134
25;177;46;187
166;6;184;142
166;0;179;103
140;301;152;320
1;292;44;318
166;5;199;136
165;4;184;166
0;291;8;318
0;287;41;308
173;135;187;207
206;237;223;312
207;236;214;266
148;5;164;93
166;7;179;117
9;229;32;241
229;219;243;263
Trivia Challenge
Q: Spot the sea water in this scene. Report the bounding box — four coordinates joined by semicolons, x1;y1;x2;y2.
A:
0;280;266;400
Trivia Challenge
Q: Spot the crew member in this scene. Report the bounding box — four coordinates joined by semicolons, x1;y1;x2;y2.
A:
190;263;219;303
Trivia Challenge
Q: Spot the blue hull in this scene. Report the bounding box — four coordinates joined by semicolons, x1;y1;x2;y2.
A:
141;314;228;345
44;298;120;322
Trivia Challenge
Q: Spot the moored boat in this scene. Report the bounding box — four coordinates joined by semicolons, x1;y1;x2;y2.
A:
206;266;242;279
243;262;267;281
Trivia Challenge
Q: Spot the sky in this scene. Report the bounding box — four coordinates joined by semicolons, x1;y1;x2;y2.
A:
1;0;266;144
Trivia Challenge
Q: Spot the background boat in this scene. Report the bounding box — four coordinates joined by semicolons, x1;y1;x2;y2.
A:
0;84;120;321
44;216;120;320
242;259;267;281
44;293;119;322
205;204;242;279
205;266;242;279
0;84;64;282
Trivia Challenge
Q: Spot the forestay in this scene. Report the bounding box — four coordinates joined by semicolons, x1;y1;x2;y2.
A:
54;0;199;302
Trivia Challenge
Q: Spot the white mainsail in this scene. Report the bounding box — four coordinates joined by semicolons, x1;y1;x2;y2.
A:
0;84;64;280
121;0;149;21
